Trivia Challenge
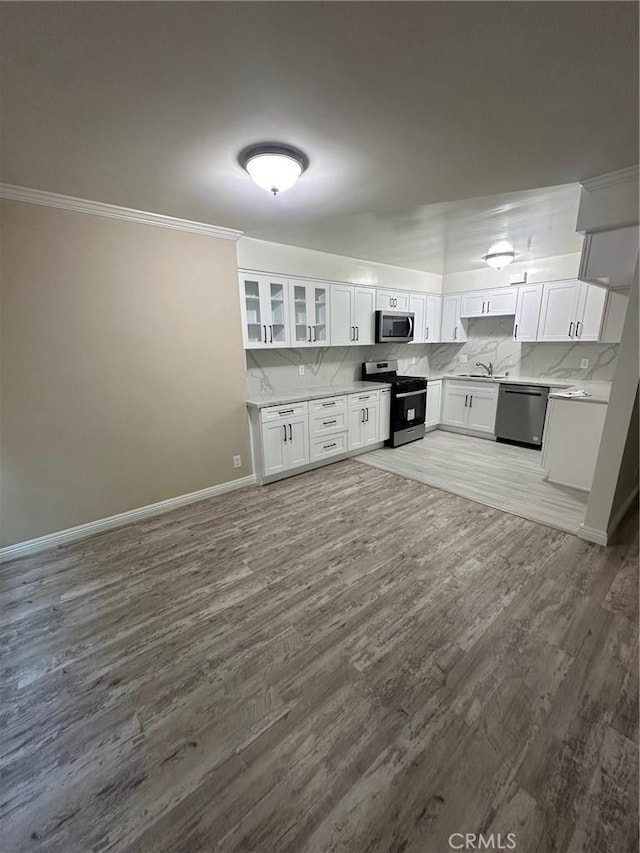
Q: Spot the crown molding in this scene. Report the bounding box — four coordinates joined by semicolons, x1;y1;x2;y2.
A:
0;183;243;241
581;165;639;194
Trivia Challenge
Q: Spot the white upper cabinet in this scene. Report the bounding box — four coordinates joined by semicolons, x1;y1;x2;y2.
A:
460;288;517;318
575;282;607;341
409;292;427;344
537;279;607;343
513;284;543;342
440;295;467;342
330;284;376;346
376;290;410;311
425;295;442;343
579;225;639;290
537;280;582;342
239;273;290;349
289;280;330;347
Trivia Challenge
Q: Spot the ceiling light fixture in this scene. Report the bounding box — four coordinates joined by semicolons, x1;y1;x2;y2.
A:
239;143;308;197
483;242;516;269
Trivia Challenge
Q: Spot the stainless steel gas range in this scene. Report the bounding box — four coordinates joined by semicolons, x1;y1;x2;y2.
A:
362;359;427;447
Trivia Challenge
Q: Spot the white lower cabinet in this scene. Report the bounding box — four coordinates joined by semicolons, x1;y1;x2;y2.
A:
310;431;349;463
252;389;388;483
441;381;498;435
260;403;310;476
348;391;380;450
379;387;391;441
542;398;607;491
425;380;441;429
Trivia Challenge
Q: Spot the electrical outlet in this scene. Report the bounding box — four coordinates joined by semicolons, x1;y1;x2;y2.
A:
581;358;590;369
459;354;468;363
298;365;305;375
233;455;242;469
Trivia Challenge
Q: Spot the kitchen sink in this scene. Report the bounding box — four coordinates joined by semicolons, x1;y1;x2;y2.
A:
455;372;506;379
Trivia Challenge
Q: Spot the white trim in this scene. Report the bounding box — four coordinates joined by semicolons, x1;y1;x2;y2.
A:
607;485;639;539
0;475;256;564
577;523;608;546
0;183;243;242
581;166;640;193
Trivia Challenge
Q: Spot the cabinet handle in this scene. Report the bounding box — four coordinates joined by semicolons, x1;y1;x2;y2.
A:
283;425;287;443
322;419;337;426
487;301;490;313
263;325;267;344
313;325;317;342
514;323;518;339
269;325;273;343
426;326;429;340
278;409;294;415
568;321;574;338
351;326;355;341
308;326;312;342
576;321;582;338
454;326;458;340
469;395;473;408
323;442;337;450
361;409;365;423
355;326;359;341
482;302;485;314
365;407;369;422
465;394;468;407
321;401;336;407
288;423;293;441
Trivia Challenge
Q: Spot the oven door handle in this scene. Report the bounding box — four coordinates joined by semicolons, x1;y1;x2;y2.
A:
407;315;413;339
395;388;427;398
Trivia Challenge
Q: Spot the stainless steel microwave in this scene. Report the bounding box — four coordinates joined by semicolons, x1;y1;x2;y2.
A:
375;310;415;343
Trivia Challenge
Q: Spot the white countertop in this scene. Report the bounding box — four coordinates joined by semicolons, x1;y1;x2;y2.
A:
548;381;611;405
441;374;572;389
246;381;391;409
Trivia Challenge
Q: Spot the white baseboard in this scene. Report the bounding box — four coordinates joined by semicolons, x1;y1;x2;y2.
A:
0;475;256;564
577;523;609;546
578;485;639;546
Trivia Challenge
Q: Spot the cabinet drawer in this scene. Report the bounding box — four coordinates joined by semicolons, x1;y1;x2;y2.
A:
348;390;380;407
310;409;349;437
309;395;347;413
310;431;349;462
260;401;309;423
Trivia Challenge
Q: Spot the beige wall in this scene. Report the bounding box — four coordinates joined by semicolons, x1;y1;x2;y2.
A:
0;199;251;547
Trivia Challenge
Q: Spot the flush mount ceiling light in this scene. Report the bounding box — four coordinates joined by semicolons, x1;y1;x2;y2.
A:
239;143;309;196
483;241;516;269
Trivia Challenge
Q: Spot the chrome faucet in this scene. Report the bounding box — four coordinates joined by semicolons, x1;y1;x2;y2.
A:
476;361;493;377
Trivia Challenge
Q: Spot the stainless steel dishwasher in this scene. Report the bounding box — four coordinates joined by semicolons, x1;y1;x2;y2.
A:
495;383;550;448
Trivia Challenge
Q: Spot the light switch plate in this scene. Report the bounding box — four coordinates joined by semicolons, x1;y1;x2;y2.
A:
459;354;468;363
298;365;305;375
581;358;590;368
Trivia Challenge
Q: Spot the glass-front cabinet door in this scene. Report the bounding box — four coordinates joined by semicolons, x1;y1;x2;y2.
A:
288;281;330;347
239;273;290;348
312;284;329;345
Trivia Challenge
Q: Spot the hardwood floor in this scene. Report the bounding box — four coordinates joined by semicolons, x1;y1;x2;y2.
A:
1;460;637;853
357;430;590;534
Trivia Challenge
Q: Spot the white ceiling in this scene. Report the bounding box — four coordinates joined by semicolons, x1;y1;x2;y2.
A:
1;3;637;273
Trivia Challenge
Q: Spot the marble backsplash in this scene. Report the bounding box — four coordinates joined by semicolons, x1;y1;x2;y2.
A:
245;317;618;394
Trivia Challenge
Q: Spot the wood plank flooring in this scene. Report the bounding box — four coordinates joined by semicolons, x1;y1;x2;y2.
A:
357;430;590;534
1;460;637;853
